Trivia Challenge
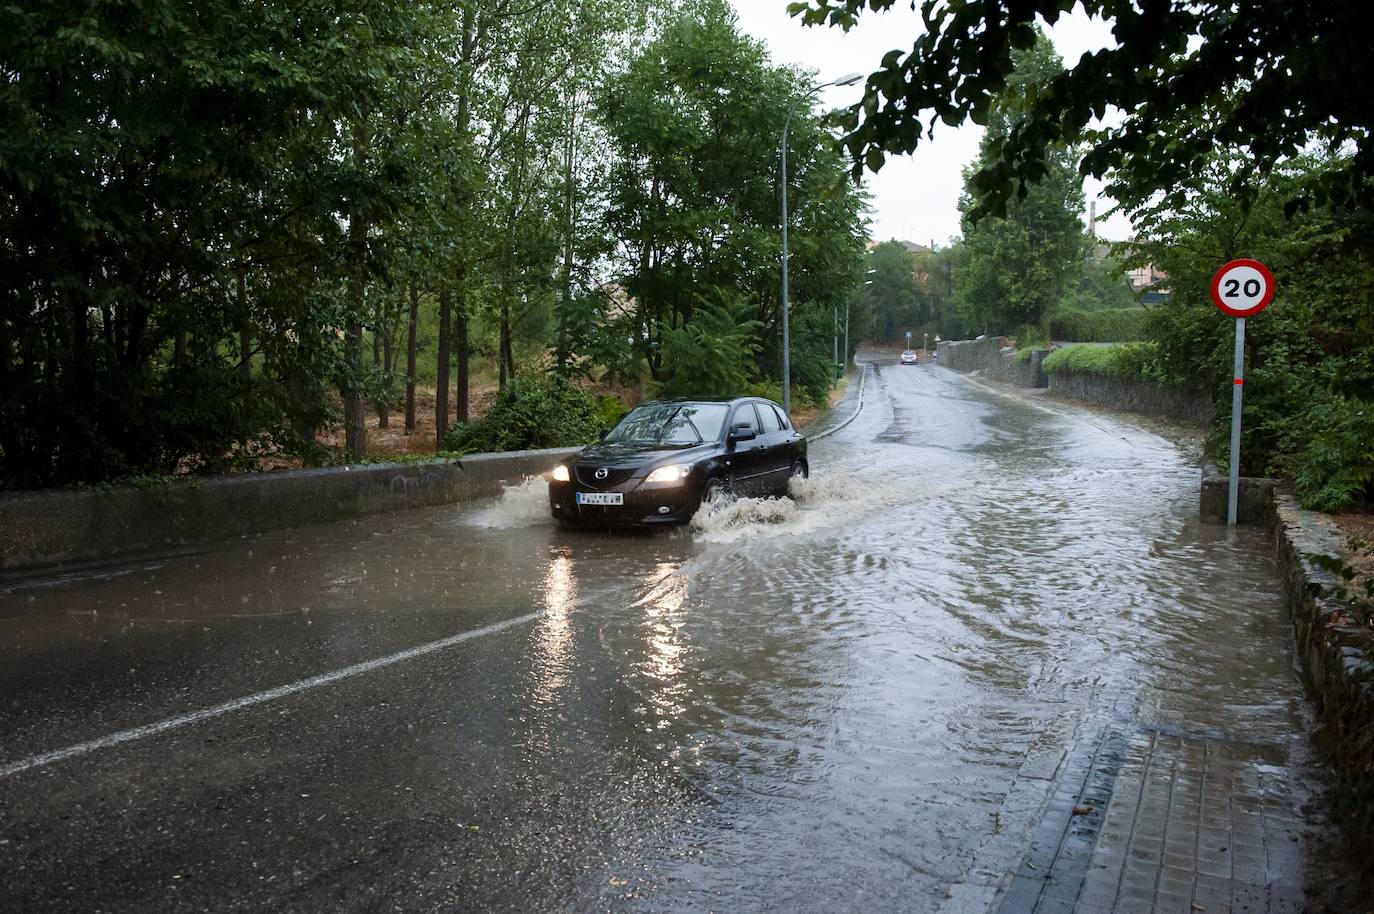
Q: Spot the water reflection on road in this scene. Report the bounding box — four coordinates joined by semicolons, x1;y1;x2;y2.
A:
0;360;1320;913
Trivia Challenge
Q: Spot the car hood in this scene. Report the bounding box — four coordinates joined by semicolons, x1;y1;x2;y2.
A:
573;441;715;470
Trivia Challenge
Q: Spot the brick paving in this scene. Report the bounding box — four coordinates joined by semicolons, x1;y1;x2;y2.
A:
995;727;1307;914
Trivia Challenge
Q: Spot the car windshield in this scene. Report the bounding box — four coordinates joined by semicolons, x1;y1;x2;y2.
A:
604;403;729;445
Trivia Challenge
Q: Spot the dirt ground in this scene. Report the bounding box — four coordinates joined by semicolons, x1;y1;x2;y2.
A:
318;381;500;458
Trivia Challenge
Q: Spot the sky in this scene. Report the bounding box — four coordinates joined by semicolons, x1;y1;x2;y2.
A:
728;1;1134;246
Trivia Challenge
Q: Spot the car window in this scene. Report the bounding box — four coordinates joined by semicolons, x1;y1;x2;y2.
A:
679;403;729;442
604;402;728;445
759;403;784;433
770;405;790;430
731;403;760;433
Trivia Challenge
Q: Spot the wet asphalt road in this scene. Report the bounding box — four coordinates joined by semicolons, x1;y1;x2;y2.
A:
0;359;1320;912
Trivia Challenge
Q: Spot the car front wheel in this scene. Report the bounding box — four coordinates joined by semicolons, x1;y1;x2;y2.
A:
697;477;727;515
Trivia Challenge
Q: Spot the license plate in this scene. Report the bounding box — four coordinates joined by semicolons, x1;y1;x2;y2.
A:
576;492;623;506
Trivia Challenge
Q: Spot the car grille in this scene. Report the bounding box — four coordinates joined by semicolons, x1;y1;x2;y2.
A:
574;465;636;488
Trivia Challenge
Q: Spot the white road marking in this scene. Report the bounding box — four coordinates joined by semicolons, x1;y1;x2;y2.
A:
0;610;544;779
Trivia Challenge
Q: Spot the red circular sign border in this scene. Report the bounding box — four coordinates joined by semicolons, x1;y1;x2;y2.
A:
1210;259;1275;318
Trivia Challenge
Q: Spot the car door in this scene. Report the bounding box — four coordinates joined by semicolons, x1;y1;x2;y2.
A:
755;401;793;492
725;403;767;494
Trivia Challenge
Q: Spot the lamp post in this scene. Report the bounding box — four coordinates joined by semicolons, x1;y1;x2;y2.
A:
781;71;863;415
843;301;850;374
832;304;839;388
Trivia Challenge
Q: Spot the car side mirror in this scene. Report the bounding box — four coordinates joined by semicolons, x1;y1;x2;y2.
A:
728;423;756;442
599;428;608;440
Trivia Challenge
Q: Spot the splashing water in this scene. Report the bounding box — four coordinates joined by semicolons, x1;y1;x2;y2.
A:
690;492;801;538
465;476;553;528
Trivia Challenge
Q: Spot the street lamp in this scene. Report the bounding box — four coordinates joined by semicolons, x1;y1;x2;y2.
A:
781;71;863;415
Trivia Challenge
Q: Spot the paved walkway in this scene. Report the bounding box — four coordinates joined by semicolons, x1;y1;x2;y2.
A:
993;726;1308;914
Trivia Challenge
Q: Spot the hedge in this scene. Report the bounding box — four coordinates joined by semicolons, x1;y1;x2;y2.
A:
1047;308;1149;342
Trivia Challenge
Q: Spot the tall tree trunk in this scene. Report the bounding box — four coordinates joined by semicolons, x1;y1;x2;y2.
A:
455;302;469;423
435;289;451;451
237;267;251;383
343;122;369;462
404;283;418;432
378;304;392;429
499;298;515;388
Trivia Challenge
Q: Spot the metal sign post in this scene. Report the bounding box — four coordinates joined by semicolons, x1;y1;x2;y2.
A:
1227;317;1247;526
1210;259;1276;526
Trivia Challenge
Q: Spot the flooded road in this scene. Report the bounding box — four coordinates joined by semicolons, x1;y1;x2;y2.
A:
0;360;1323;912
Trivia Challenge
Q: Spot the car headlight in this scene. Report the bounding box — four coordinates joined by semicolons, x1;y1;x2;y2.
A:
644;464;690;484
551;464;570;482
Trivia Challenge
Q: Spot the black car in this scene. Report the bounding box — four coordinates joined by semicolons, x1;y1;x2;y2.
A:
548;397;808;526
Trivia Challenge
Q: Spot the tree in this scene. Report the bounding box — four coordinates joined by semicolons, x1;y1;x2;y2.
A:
953;34;1085;334
600;0;868;404
863;241;923;343
789;0;1374;219
0;0;417;485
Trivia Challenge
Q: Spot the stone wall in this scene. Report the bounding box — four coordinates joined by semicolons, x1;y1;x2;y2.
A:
0;447;577;574
1270;494;1374;845
936;338;1049;389
1047;371;1214;424
1199;463;1278;526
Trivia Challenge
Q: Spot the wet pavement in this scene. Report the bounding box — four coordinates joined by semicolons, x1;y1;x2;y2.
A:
0;358;1334;912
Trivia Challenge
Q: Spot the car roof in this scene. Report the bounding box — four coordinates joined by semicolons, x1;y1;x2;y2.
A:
641;396;780;408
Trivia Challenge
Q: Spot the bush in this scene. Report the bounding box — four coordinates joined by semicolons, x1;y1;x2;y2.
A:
658;291;761;399
1047;308;1149;342
1042;342;1161;379
444;374;601;453
593;394;626;432
743;380;784;404
1014;323;1049;348
1277;395;1374;512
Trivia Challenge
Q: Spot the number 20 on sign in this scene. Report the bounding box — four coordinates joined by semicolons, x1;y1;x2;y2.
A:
1210;259;1275;526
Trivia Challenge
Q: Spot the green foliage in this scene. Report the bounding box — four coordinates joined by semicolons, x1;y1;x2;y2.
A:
792;0;1374;219
1042;343;1160;380
0;0;401;486
953;34;1087;334
444;375;601;454
600;0;867;393
593;394;627;432
1058;256;1140;312
658;292;762;400
0;0;862;486
1129;154;1374;511
1013;324;1049;348
743;381;785;404
1047;309;1149;343
1273;396;1374;514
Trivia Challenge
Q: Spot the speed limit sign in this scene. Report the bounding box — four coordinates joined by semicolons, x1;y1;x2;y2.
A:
1210;258;1275;526
1211;259;1275;317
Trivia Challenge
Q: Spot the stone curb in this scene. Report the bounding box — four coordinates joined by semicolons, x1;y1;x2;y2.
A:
806;362;869;442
